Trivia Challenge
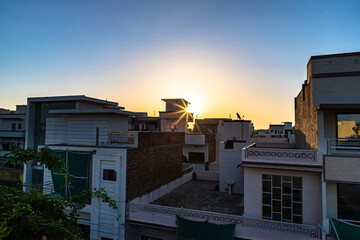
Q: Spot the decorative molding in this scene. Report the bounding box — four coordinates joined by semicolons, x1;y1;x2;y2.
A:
245;147;316;161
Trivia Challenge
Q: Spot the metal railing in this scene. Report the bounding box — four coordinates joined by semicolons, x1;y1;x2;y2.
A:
107;131;135;146
127;203;321;238
243;145;317;161
327;138;360;155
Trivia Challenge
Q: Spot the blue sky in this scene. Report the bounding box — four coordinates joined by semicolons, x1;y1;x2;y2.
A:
1;0;360;128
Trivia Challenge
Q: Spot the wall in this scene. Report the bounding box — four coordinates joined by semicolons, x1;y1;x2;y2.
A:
126;132;185;201
219;141;247;194
326;182;338;219
45;115;129;146
295;78;318;150
243;167;322;225
160;118;187;132
324;155;360;183
313;76;360;106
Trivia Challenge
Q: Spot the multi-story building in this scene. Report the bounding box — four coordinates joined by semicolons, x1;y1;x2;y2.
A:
269;122;292;136
0;105;26;155
24;95;189;240
0;105;26;186
295;51;360;238
159;98;193;132
241;51;360;239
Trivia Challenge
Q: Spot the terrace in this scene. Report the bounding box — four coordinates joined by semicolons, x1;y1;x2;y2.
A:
126;173;321;239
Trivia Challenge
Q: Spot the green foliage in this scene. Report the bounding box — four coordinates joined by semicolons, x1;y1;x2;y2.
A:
0;147;120;240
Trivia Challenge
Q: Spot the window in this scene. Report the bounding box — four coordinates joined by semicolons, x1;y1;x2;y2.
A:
262;174;303;224
103;169;116;181
338;183;360;221
18;123;22;130
11;123;16;131
337;113;360;139
2;143;10;151
188;152;205;163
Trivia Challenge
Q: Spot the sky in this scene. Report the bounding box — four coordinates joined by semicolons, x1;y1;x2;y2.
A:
1;0;360;129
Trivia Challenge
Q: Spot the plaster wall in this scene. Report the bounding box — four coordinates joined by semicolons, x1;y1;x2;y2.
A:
219;141;247;194
243;167;322;225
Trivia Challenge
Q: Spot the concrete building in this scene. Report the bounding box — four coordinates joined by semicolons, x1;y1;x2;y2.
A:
240;51;360;239
269;122;292;136
294;51;360;237
24;95;190;240
159;98;193;132
0;105;26;155
0;105;26;186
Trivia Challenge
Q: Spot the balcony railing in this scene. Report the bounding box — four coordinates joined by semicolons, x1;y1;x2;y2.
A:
327;138;360;155
127;203;321;239
107;131;136;146
243;145;317;162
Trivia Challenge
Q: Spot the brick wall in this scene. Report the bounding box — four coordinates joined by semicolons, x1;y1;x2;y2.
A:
295;66;318;149
126;132;185;201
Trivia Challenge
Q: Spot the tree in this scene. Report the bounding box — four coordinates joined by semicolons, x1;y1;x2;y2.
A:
0;147;119;240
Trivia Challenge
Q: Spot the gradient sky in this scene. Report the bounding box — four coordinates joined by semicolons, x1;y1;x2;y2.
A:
1;0;360;129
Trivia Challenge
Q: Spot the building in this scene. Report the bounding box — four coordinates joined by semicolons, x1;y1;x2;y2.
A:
295;51;360;238
0;105;26;186
24;95;189;240
159;98;193;132
241;51;360;240
269;122;292;136
0;105;26;155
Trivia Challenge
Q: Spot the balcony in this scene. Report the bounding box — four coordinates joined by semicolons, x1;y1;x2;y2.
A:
242;143;321;169
327;138;360;156
324;138;360;183
185;134;205;145
0;130;25;138
45;130;138;148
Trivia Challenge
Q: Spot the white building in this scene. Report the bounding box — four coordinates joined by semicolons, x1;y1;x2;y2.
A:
159;98;193;132
0;105;26;156
269;121;292;136
24;95;135;240
0;105;26;185
24;95;190;240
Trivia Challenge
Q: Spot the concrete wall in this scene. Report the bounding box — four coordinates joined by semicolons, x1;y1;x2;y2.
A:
324;155;360;183
46;115;129;146
219;141;247;194
313;76;360;106
326;182;338;219
243;167;322;225
311;54;360;74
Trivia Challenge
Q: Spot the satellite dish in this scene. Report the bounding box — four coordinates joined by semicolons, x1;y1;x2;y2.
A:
236;113;241;120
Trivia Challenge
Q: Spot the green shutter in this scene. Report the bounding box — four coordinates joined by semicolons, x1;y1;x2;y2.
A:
176;216;235;240
50;150;67;198
67;151;90;196
50;150;90;198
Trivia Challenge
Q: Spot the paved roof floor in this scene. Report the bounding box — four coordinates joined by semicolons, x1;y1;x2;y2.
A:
151;180;244;216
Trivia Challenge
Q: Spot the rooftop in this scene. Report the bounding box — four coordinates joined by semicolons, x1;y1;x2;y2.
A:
151;180;243;216
28;95;120;107
161;98;190;105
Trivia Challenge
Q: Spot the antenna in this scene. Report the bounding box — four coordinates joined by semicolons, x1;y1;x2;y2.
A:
236;113;241;120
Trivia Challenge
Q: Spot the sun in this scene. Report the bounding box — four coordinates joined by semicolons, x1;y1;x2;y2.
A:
186;101;202;118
